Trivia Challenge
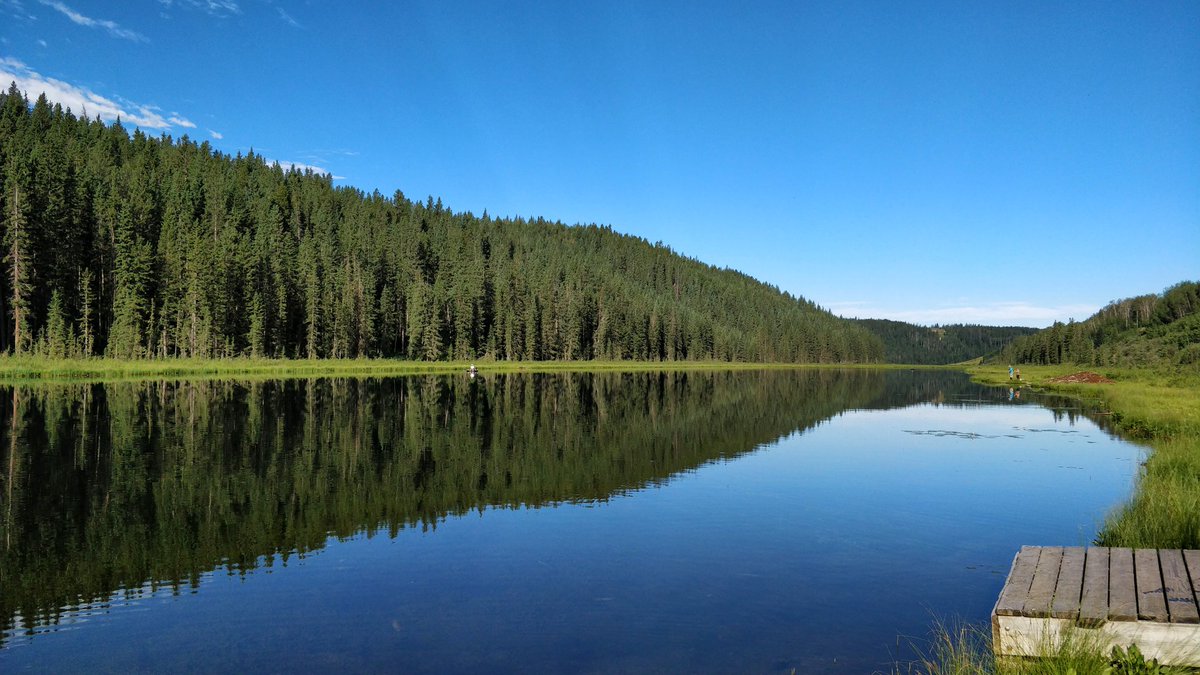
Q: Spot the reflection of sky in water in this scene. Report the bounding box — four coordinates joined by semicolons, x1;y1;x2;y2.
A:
3;399;1142;674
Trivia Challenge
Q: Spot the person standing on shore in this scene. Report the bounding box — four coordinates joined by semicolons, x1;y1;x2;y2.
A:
1009;365;1014;380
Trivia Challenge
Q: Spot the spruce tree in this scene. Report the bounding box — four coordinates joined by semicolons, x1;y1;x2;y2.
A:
3;158;33;354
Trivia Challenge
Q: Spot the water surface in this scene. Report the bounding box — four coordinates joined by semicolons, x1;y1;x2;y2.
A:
0;370;1139;672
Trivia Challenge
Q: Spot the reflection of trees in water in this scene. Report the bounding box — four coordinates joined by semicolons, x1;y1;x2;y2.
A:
0;369;1083;642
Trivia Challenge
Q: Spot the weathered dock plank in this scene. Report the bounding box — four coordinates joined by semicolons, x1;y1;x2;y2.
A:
1184;550;1200;609
1159;549;1199;624
1109;547;1137;621
1078;546;1109;627
994;546;1040;617
1050;547;1085;620
1135;548;1169;622
1024;546;1064;617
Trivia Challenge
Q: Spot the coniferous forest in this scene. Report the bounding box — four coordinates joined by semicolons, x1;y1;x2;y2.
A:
999;281;1200;370
853;320;1039;365
0;86;884;364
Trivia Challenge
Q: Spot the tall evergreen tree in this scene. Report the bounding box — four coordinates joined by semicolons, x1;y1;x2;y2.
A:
3;156;33;354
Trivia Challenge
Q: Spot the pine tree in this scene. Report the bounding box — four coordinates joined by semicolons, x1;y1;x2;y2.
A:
43;289;73;358
3;158;33;354
78;268;95;356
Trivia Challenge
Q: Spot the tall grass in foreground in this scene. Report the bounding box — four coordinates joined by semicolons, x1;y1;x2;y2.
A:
1096;435;1200;549
900;621;1188;675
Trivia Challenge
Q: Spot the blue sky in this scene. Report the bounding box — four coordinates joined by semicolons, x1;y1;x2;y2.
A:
1;0;1196;327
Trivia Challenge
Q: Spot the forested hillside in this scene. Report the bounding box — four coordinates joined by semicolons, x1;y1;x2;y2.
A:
1000;282;1200;369
854;319;1037;364
0;86;882;363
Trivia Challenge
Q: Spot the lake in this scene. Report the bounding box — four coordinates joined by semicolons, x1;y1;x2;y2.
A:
0;369;1140;673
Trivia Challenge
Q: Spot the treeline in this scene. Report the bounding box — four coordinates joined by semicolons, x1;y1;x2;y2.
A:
999;281;1200;369
854;319;1038;364
0;86;882;364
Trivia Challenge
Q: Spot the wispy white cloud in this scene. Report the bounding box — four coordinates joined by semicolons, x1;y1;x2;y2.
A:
0;0;35;21
201;0;240;14
0;57;195;131
276;7;299;27
265;158;339;179
208;128;223;140
829;300;1099;328
297;149;359;170
38;0;148;42
36;39;47;47
159;0;240;17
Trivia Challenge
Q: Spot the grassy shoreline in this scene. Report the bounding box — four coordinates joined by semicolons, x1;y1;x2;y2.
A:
0;355;936;384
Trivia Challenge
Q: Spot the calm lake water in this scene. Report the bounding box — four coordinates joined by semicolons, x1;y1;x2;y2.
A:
0;369;1140;673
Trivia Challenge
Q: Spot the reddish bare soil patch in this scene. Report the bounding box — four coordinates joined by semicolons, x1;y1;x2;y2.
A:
1046;371;1115;384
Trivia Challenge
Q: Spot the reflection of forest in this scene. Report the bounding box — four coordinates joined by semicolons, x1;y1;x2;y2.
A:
0;369;1080;641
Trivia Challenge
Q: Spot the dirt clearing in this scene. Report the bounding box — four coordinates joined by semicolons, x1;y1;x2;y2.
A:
1046;371;1115;384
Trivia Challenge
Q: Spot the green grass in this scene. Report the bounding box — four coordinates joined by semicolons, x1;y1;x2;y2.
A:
0;355;925;385
900;620;1191;674
0;355;473;383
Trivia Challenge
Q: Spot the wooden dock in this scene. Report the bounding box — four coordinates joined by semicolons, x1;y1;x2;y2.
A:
992;546;1200;666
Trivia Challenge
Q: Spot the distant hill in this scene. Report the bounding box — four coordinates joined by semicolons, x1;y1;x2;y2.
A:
854;319;1038;365
999;281;1200;370
0;85;882;363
